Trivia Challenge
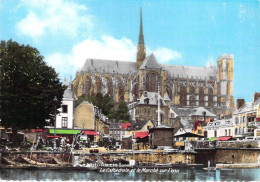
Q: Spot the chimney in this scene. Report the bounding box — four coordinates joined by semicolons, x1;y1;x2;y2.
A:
253;92;260;103
236;99;245;110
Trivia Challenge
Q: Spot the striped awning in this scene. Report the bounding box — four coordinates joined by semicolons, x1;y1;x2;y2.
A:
134;131;149;139
49;129;80;135
208;137;218;141
82;130;99;136
216;136;231;141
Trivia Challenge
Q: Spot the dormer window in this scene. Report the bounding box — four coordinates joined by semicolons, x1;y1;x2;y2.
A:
144;98;149;105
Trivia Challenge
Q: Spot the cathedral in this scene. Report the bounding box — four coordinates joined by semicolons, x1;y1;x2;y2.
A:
73;8;235;121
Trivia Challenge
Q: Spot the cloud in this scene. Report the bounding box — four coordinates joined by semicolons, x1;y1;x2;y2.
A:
45;35;181;79
238;4;247;23
149;47;181;64
16;0;93;39
206;56;216;67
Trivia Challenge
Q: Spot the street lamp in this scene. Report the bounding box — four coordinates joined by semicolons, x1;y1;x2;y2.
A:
53;96;58;150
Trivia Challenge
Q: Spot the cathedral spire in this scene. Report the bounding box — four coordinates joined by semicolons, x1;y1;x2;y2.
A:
136;7;146;70
138;7;144;45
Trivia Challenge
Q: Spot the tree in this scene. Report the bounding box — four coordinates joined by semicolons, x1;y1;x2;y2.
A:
75;93;130;122
0;40;66;131
115;101;130;122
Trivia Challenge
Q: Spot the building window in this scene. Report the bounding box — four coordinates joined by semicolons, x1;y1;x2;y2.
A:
62;105;68;113
62;117;68;128
235;117;239;124
144;98;149;104
198;130;202;135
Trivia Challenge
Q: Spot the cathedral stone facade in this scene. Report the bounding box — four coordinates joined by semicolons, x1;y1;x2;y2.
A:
73;8;235;119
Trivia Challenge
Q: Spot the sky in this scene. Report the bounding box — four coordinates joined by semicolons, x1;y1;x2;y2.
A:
0;0;259;102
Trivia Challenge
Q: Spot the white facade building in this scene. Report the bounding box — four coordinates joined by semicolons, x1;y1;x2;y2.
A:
56;85;75;129
206;119;233;138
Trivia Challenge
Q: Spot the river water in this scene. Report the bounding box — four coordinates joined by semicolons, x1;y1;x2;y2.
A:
1;168;260;181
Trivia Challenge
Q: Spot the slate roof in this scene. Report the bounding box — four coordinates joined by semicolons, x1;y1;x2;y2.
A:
189;107;216;117
171;108;194;118
233;98;260;115
138;91;167;106
63;86;75;100
109;120;121;129
139;53;161;70
163;92;171;101
207;119;233;129
162;64;217;80
81;59;137;74
130;120;154;130
172;118;193;133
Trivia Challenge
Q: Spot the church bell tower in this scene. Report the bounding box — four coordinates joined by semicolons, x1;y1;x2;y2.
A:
136;8;146;70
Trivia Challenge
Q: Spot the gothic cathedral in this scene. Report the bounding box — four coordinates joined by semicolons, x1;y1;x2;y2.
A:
73;8;235;118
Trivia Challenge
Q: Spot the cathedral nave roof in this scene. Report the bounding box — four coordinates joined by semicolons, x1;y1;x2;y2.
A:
81;58;137;75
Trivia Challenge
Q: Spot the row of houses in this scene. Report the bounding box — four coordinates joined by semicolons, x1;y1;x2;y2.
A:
52;82;260;147
172;92;260;141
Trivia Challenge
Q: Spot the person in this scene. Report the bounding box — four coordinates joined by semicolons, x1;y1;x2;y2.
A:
61;137;65;147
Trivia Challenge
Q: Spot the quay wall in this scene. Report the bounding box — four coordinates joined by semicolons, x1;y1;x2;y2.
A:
0;151;195;165
195;149;260;164
80;152;195;164
2;149;260;167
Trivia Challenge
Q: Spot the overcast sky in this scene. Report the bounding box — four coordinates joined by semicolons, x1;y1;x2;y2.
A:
1;0;259;102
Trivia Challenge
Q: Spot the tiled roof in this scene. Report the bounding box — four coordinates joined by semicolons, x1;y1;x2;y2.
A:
121;123;132;129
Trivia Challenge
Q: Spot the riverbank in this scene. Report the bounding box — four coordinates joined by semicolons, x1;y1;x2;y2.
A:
2;148;260;170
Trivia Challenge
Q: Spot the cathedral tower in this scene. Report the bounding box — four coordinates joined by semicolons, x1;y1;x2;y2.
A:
136;8;146;70
217;54;235;111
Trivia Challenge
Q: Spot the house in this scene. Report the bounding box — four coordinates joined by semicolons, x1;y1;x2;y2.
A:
109;120;122;147
128;91;172;126
126;120;155;136
172;118;204;148
56;85;75;129
206;118;233;138
188;107;216;126
233;93;260;138
149;125;174;149
74;101;110;143
171;107;216;138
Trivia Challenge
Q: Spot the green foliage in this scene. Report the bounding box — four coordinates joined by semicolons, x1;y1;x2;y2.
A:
75;93;130;122
115;102;130;121
0;40;66;129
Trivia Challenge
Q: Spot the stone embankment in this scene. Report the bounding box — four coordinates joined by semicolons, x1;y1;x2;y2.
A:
0;149;196;169
1;147;260;169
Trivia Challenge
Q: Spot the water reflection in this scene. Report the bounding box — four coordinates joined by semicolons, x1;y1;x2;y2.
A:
1;168;260;181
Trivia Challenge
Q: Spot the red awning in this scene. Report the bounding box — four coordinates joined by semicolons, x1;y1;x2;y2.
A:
121;123;132;129
216;136;231;141
47;135;61;138
134;131;149;139
257;117;260;121
83;130;99;136
31;129;44;132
